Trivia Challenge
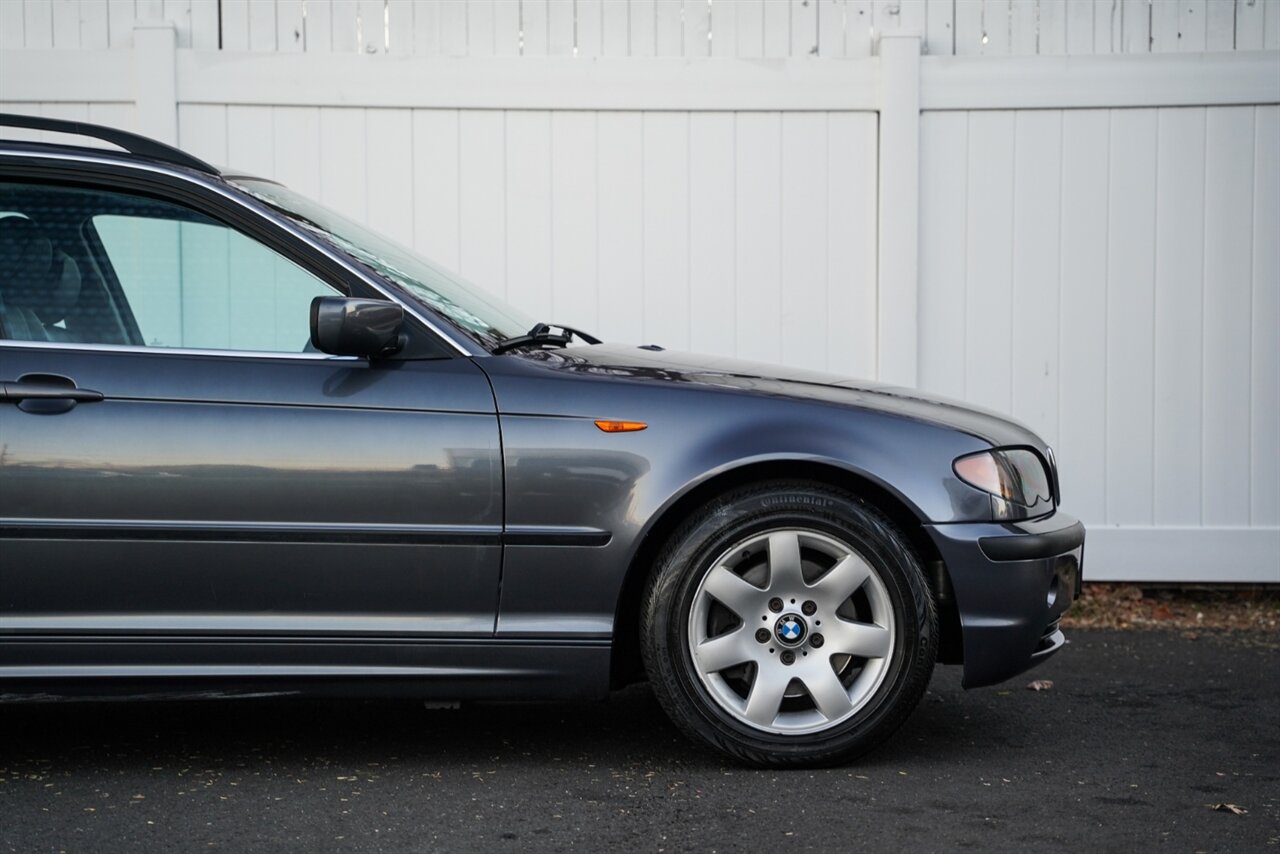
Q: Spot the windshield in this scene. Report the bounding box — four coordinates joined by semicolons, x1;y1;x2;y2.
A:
231;178;534;349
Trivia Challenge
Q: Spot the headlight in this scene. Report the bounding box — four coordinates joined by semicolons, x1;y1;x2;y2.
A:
953;448;1054;519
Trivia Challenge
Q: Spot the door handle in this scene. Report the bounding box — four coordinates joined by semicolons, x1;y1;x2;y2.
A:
1;374;104;412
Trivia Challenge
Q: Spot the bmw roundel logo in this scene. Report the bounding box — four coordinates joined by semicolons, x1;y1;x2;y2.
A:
775;614;807;645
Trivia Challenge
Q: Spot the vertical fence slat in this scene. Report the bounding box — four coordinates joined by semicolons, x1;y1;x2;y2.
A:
304;0;334;52
1235;0;1265;49
762;0;789;56
1008;0;1037;54
641;112;690;348
600;0;629;54
439;0;468;54
918;111;968;398
1105;107;1158;525
1205;0;1235;50
711;0;737;56
1178;0;1208;51
504;110;553;316
385;0;414;53
629;0;656;56
275;0;305;52
1010;110;1063;443
733;0;765;57
1065;0;1095;53
963;110;1015;411
791;0;817;56
780;112;829;370
271;105;321;200
826;112;877;377
1252;106;1280;525
952;0;984;55
735;112;782;363
1201;105;1256;525
1119;0;1149;51
411;109;461;270
106;0;135;47
365;109;414;245
547;0;575;55
550;112;598;328
491;0;519;54
52;0;79;47
411;0;438;54
654;0;682;55
1;2;26;49
596;112;645;342
188;0;217;48
176;103;227;165
924;0;953;55
684;0;711;57
79;0;111;48
1152;106;1206;526
1150;0;1180;52
688;111;736;355
575;0;603;56
357;0;386;51
1093;0;1118;53
458;110;506;296
329;0;360;52
466;0;495;55
23;0;55;47
816;0;844;58
521;0;549;54
1038;0;1068;55
1057;109;1110;524
248;0;277;50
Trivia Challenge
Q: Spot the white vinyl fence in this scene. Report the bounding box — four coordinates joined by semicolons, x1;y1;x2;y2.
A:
2;0;1278;582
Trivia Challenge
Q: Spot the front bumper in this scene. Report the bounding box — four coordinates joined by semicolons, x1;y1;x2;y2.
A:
925;511;1085;688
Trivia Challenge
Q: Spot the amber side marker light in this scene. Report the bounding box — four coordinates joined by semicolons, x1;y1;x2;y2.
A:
594;420;648;433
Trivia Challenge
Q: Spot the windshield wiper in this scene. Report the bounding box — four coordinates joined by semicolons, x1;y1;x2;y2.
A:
491;323;602;355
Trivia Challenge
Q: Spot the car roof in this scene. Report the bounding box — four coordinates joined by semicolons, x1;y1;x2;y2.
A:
0;112;219;177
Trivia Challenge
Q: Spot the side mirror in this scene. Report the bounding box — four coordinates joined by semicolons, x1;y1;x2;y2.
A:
310;296;405;358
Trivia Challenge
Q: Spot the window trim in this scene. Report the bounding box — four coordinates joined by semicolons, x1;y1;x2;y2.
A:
0;149;482;358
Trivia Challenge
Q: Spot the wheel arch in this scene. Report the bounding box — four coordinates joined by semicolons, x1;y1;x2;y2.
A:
609;459;963;688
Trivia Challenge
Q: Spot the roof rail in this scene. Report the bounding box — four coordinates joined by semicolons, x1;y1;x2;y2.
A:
0;113;218;176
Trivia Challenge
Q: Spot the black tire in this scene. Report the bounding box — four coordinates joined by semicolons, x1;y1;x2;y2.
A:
640;481;937;767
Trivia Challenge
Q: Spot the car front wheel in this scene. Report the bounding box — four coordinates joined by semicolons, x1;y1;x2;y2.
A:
641;481;937;767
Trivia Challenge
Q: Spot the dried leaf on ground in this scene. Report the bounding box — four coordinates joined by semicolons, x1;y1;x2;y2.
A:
1210;803;1247;815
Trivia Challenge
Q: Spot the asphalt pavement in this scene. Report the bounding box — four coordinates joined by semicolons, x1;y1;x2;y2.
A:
2;629;1277;852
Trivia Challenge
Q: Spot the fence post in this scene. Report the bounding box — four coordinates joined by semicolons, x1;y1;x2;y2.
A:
876;33;921;387
133;20;177;144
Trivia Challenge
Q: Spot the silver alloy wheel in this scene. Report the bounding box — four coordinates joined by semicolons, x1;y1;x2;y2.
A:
687;528;896;735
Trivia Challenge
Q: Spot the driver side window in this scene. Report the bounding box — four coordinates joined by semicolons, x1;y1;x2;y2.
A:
0;181;340;352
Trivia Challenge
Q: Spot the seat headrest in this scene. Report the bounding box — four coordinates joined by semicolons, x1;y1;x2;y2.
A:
0;216;82;324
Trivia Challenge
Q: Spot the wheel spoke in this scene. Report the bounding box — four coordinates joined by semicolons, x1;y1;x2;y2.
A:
701;565;764;617
692;628;754;673
766;531;806;592
824;619;892;659
802;665;855;722
810;553;872;606
743;665;791;728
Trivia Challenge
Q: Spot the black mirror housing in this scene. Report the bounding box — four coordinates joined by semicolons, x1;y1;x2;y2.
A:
310;297;405;358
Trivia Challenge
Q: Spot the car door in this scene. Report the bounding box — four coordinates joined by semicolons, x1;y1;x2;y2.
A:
0;170;502;671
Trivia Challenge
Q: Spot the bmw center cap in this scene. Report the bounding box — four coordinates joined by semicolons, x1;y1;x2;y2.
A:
775;614;807;646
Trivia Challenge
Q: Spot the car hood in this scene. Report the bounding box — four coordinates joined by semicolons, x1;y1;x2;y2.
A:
511;343;1046;449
